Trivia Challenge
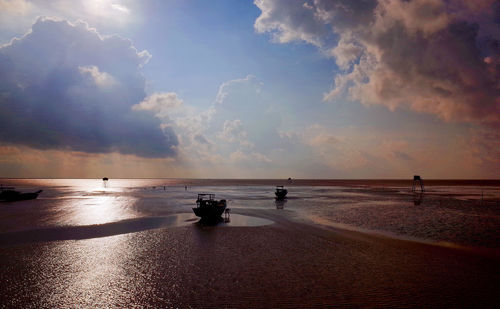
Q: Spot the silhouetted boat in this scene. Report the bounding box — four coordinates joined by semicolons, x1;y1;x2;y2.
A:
0;187;42;202
275;186;288;200
192;194;227;219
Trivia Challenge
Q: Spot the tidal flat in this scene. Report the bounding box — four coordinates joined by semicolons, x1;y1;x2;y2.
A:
0;179;499;308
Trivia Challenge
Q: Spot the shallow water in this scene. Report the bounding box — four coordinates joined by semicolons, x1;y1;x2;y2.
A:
1;179;499;308
0;178;499;248
0;213;273;247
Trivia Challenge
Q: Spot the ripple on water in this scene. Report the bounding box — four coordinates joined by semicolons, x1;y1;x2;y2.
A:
0;213;274;246
168;213;274;227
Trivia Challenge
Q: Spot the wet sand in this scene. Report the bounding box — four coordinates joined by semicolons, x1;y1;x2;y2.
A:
1;208;499;308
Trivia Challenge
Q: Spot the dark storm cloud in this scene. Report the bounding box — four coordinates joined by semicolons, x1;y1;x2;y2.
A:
0;18;178;157
255;0;500;123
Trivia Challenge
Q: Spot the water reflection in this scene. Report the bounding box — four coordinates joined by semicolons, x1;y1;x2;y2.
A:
0;214;274;246
39;234;136;307
197;216;227;226
275;199;287;209
63;194;138;226
184;213;273;228
413;193;424;206
221;214;273;226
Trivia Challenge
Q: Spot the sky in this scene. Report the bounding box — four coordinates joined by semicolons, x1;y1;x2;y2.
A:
0;0;499;179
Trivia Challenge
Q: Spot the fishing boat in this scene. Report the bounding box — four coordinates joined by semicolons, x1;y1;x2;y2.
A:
0;186;42;202
192;194;227;219
275;185;288;200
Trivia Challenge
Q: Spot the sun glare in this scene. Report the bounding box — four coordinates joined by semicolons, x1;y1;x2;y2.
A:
84;0;130;21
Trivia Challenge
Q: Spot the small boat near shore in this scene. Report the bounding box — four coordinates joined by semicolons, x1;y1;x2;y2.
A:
275;185;288;200
192;194;227;219
0;187;43;202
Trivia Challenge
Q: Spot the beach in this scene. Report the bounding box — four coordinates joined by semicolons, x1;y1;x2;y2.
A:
0;179;499;308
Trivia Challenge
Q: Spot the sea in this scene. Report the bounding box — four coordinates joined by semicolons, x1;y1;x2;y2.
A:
1;178;499;249
1;178;499;308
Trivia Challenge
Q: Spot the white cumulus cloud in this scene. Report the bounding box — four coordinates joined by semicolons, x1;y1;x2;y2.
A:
78;65;117;88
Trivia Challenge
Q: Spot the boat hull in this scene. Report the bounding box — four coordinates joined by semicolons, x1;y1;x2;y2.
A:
192;205;226;219
0;190;42;202
275;190;288;200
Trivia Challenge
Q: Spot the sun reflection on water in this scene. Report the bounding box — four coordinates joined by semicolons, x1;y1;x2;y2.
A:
40;234;138;307
61;190;138;226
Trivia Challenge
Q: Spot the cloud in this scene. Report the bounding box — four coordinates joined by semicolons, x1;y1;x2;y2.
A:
254;0;327;46
0;144;180;178
111;3;130;15
217;119;254;148
374;140;413;162
0;0;33;15
134;91;217;164
31;1;132;24
133;92;184;118
255;0;500;123
78;65;117;88
302;125;369;170
229;150;271;163
214;75;257;105
140;75;283;172
0;1;135;43
210;75;286;153
0;17;178;158
462;127;500;175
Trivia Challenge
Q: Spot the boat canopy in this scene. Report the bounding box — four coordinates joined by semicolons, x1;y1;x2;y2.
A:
197;193;216;200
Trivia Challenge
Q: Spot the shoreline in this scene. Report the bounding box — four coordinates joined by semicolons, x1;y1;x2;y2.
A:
1;206;499;259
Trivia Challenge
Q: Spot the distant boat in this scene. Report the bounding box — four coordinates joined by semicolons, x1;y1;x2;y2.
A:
0;187;42;202
275;186;288;200
192;194;227;219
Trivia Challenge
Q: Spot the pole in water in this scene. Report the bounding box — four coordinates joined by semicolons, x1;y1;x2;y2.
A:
412;175;424;192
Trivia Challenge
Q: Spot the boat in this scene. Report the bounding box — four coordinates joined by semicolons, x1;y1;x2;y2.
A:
275;185;288;200
0;187;43;202
192;194;227;219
